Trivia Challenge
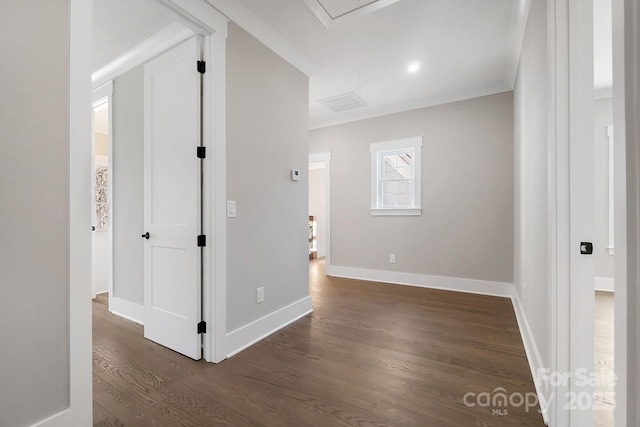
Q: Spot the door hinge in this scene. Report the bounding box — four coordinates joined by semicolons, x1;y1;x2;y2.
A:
197;235;206;247
197;146;206;159
197;60;206;74
197;321;206;334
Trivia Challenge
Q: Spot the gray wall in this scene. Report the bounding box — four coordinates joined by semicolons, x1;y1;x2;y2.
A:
513;0;549;366
112;65;145;304
226;23;310;332
310;92;514;284
0;0;71;425
593;97;614;279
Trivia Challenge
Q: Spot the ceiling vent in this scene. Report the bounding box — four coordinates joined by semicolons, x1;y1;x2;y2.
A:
318;92;367;112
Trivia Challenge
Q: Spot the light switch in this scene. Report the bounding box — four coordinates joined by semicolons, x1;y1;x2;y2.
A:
227;200;237;218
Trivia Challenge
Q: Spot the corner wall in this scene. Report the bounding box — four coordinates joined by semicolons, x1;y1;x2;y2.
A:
0;1;71;425
512;0;549;416
309;92;514;289
225;23;311;355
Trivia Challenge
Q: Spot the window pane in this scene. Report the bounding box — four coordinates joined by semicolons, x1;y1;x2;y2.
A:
382;181;397;195
382;194;397;207
397;193;412;207
397;181;411;195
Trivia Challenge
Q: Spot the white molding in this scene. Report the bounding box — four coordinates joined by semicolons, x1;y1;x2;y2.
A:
370;208;421;216
595;277;615;292
326;265;513;298
69;0;93;424
29;409;70;427
203;29;229;363
92;23;195;88
204;0;316;76
504;0;532;87
302;0;402;28
152;0;228;37
226;297;313;358
607;125;615;256
92;81;113;103
310;86;513;130
109;297;145;325
510;292;551;424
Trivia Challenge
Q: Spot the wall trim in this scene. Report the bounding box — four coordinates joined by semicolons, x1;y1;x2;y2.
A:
30;409;70;427
109;297;144;325
511;291;551;424
505;0;532;86
92;23;194;88
595;276;615;292
326;265;513;298
226;297;313;358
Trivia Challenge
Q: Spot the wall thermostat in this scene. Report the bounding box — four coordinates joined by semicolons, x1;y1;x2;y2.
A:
291;169;300;181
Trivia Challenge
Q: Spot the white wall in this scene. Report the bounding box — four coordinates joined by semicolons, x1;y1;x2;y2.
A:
226;23;311;340
0;0;71;425
309;166;327;258
513;0;549;372
310;92;514;285
593;97;615;286
112;65;145;306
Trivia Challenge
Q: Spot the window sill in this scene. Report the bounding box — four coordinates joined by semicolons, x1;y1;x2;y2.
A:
370;208;422;216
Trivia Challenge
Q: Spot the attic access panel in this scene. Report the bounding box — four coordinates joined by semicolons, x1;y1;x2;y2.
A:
303;0;402;27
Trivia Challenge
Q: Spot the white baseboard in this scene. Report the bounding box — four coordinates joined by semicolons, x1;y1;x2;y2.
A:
30;409;70;427
109;297;144;325
326;265;513;298
511;291;550;424
595;276;614;292
226;296;313;358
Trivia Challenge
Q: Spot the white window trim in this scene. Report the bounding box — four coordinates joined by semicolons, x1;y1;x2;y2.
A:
370;136;422;216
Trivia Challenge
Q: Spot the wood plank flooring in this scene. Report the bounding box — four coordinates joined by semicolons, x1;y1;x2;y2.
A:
93;260;545;426
594;291;614;427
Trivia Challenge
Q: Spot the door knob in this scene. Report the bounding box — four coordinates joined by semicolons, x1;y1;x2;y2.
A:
141;232;150;239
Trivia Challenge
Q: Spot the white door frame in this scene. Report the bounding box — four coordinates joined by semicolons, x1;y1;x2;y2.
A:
309;152;331;268
70;1;228;424
548;0;596;425
616;0;640;423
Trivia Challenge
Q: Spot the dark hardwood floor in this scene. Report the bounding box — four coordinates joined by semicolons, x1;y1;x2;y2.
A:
93;260;545;426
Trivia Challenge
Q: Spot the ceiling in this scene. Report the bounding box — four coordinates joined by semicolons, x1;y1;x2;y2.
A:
93;0;614;130
92;0;177;71
236;0;529;129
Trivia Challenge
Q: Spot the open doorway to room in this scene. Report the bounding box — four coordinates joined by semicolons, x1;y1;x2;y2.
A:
309;152;331;269
91;91;112;301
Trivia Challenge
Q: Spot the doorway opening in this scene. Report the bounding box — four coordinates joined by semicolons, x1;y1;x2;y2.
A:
309;152;332;269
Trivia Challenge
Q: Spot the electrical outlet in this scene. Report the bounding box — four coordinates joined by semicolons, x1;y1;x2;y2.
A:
389;253;396;264
256;287;264;304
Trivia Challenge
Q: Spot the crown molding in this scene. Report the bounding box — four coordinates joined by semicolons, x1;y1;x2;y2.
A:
204;0;317;76
92;23;194;88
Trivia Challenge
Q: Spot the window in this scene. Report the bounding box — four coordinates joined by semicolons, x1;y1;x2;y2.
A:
370;136;422;216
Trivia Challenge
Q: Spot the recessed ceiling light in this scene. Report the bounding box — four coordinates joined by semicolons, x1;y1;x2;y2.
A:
408;62;421;73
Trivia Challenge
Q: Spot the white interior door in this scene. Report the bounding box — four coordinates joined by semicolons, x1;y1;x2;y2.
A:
143;37;202;360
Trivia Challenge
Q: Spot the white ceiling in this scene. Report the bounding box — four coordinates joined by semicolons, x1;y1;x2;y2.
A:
93;0;613;130
236;0;528;129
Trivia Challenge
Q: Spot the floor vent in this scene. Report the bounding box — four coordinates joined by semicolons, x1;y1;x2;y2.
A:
318;92;367;112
